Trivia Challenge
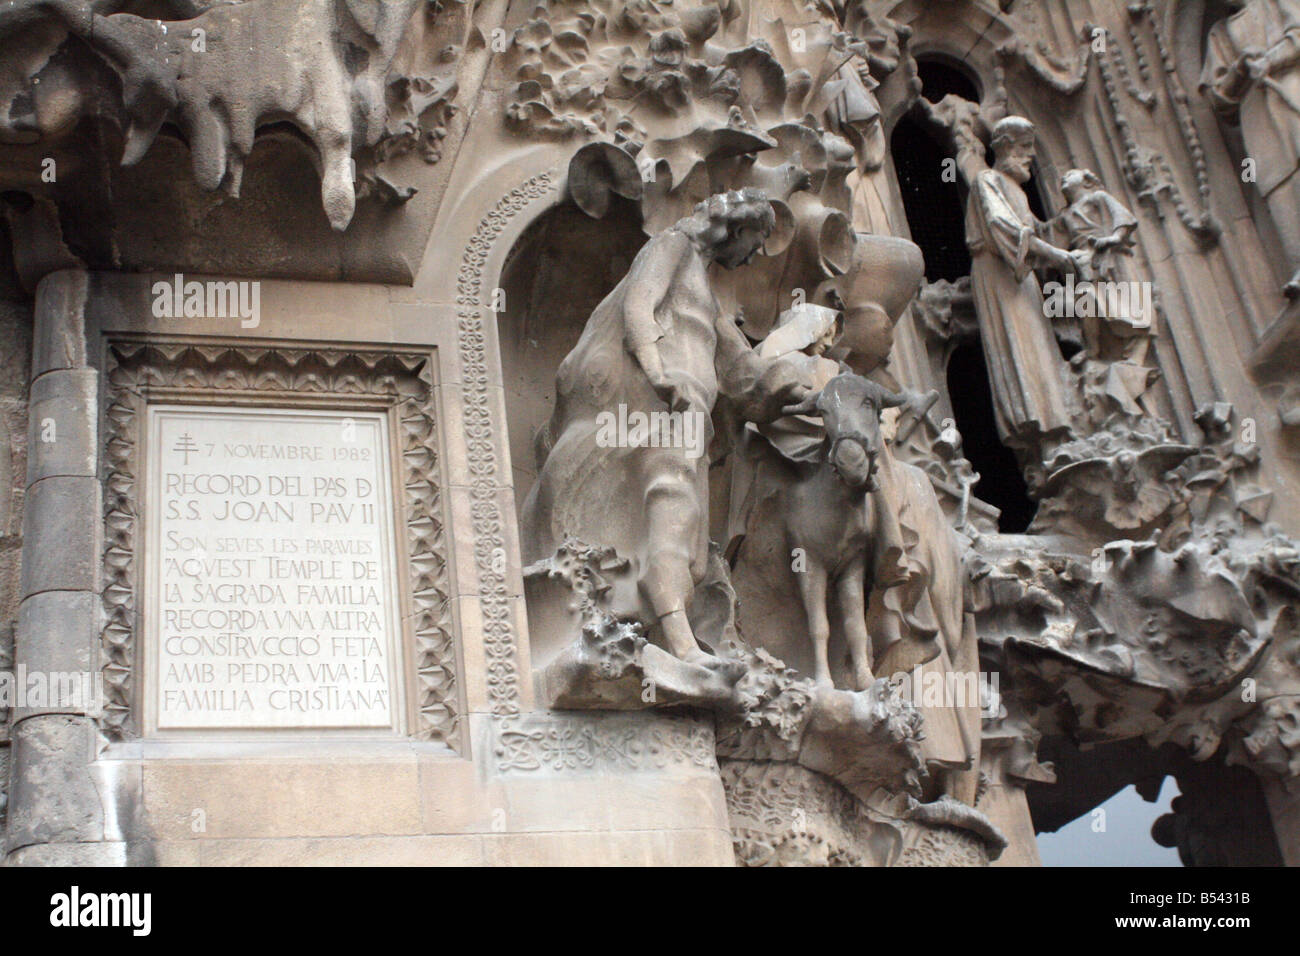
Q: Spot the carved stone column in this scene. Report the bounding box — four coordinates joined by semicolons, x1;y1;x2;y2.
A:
6;268;117;865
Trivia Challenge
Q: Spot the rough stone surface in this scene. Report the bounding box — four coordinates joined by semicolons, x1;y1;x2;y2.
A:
31;270;88;376
15;590;96;718
6;715;103;851
25;369;97;483
18;476;97;597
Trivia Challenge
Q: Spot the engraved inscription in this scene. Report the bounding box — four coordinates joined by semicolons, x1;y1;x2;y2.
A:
146;406;404;732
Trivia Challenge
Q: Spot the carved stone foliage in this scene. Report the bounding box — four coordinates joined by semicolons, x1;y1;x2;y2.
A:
99;341;458;745
971;517;1300;785
0;0;457;229
493;711;717;773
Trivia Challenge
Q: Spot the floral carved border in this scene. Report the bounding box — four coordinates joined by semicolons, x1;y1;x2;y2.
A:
454;170;555;717
99;341;458;746
494;713;717;773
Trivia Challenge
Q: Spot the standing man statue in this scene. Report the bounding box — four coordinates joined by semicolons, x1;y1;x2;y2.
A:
961;115;1081;459
1201;0;1300;297
522;189;814;668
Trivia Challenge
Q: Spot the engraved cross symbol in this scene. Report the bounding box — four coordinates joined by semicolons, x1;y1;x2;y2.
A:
173;432;200;464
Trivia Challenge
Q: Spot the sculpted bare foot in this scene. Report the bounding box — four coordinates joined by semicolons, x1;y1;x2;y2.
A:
681;647;748;683
682;647;718;667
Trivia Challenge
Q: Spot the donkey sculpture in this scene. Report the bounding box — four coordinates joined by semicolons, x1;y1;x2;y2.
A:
776;371;980;801
776;373;907;690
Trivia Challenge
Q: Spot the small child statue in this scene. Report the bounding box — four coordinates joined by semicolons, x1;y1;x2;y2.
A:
1057;167;1153;365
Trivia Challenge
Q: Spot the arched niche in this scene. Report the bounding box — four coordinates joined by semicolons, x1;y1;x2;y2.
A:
889;103;971;280
917;55;983;104
888;53;1062;526
496;196;647;523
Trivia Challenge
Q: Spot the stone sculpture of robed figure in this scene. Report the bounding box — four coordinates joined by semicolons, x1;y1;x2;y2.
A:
522;189;814;668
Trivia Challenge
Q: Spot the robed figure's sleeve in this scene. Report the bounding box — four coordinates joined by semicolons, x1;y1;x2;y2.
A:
715;314;806;423
1098;191;1139;235
972;169;1035;282
621;232;686;353
1201;20;1249;115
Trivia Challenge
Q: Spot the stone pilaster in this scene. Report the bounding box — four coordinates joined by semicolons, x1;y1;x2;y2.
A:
5;268;116;865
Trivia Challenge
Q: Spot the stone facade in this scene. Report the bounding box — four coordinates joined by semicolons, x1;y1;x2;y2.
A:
0;0;1296;866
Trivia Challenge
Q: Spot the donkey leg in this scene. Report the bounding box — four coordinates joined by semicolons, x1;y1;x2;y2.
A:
837;555;874;691
795;561;832;688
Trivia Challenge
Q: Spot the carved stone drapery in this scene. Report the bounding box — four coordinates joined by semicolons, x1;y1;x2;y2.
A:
98;341;458;746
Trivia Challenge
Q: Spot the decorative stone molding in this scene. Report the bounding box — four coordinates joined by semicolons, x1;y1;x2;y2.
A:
455;172;556;717
492;712;717;774
722;760;889;867
721;760;998;866
99;341;458;745
1084;9;1218;241
895;824;987;867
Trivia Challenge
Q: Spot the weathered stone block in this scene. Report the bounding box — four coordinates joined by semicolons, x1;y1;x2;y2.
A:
19;476;99;596
26;369;98;483
32;269;89;375
141;758;424;840
5;715;104;852
15;591;97;719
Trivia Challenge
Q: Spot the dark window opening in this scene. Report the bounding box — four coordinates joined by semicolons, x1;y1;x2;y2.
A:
946;338;1037;532
916;59;981;105
1025;162;1051;222
891;114;970;282
891;59;985;283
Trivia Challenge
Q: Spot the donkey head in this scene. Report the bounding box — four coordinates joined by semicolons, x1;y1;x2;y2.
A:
783;373;907;492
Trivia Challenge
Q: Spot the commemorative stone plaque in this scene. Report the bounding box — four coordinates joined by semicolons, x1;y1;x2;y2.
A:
145;405;405;732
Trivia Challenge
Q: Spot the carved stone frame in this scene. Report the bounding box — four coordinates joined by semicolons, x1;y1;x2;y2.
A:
98;339;460;748
452;170;556;717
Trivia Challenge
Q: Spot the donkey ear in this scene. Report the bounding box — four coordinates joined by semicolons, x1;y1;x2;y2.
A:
781;390;823;417
875;387;909;409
